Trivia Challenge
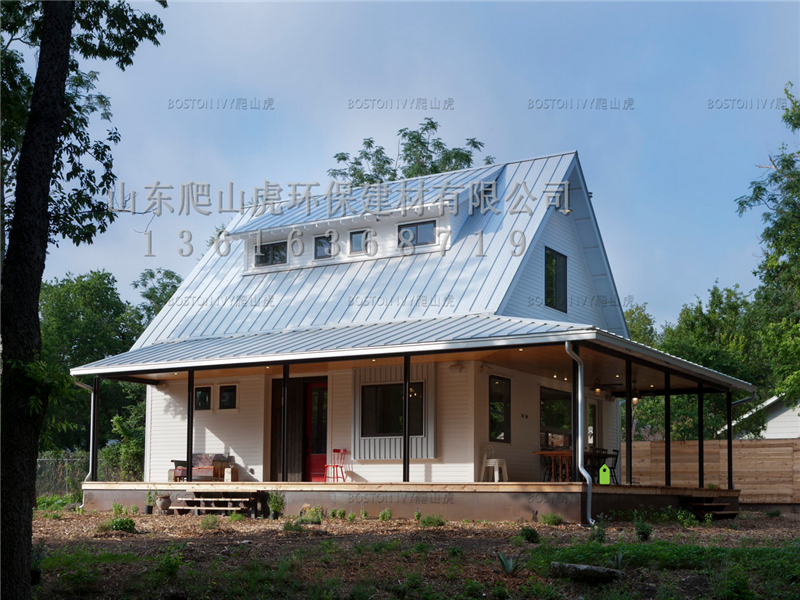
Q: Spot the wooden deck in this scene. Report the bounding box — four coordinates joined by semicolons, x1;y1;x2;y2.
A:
82;481;740;524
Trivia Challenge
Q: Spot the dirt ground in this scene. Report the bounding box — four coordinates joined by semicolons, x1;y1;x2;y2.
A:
31;509;800;599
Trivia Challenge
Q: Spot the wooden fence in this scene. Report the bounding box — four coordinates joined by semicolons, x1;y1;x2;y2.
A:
621;439;800;505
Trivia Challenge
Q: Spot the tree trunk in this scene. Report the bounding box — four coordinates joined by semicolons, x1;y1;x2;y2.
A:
1;2;74;598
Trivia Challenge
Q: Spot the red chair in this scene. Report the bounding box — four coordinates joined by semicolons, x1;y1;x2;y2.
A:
324;449;347;482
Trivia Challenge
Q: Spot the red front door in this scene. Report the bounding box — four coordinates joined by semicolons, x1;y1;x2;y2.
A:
304;382;328;482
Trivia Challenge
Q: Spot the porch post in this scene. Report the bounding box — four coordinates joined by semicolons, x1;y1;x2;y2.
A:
625;359;632;485
282;363;290;482
571;344;580;482
664;373;671;487
186;370;195;482
89;376;100;482
697;385;704;489
727;389;734;490
402;354;411;483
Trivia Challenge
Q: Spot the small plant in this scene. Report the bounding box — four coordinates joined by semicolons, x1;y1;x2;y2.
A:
589;521;606;543
96;519;112;533
519;525;540;543
347;511;356;523
268;490;286;516
706;483;719;490
146;491;155;506
634;513;653;542
379;508;392;521
110;517;136;533
493;551;524;577
75;506;84;516
608;551;626;570
704;512;714;527
129;505;139;515
156;544;185;577
677;509;699;528
539;512;564;526
414;510;421;521
112;502;124;516
283;519;304;532
766;509;781;518
360;508;368;519
228;512;245;522
712;567;756;600
447;545;464;558
419;514;446;527
334;508;346;519
199;514;219;530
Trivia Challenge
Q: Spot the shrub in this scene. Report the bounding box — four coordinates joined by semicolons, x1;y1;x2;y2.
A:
766;509;781;518
634;514;653;542
96;520;112;533
712;567;756;600
156;545;185;577
419;514;446;528
110;517;136;533
447;545;464;559
228;512;245;522
589;521;606;543
379;508;392;521
347;511;356;523
677;509;699;528
493;551;524;577
540;512;563;526
268;490;286;515
360;508;368;519
704;513;714;527
519;526;540;543
296;513;322;525
333;508;346;519
284;519;304;532
199;514;219;530
129;505;139;515
111;502;125;516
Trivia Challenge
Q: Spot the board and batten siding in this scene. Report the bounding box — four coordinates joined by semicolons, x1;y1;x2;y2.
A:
145;374;265;482
500;207;606;329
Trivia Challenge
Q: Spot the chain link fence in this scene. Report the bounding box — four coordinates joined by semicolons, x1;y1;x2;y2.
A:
36;452;135;497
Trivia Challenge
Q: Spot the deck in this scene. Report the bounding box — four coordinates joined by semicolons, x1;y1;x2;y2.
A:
82;481;740;524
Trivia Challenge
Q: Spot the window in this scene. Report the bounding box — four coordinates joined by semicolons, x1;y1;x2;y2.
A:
489;376;511;442
361;382;423;437
545;247;567;312
255;242;287;267
314;234;332;260
398;220;436;247
350;230;366;255
540;387;572;449
194;386;211;411
219;385;237;410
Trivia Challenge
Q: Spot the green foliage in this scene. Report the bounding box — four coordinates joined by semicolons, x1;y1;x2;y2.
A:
96;520;112;533
766;509;781;518
519;526;541;543
447;545;464;559
36;493;80;511
518;577;562;600
156;544;185;578
111;502;124;516
129;505;138;515
625;302;660;347
419;514;446;528
414;510;421;521
371;539;400;553
199;515;218;530
540;513;563;526
494;551;525;577
634;514;653;542
589;521;607;543
296;514;322;525
704;513;714;527
268;490;286;514
130;268;183;328
110;517;136;533
359;509;368;520
283;519;304;532
712;567;756;600
378;508;392;521
331;508;346;519
347;511;356;523
228;512;245;523
328;118;494;186
678;510;700;528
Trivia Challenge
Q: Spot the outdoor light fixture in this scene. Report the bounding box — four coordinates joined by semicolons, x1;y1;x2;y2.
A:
518;348;523;352
593;378;602;395
553;373;557;378
632;380;640;405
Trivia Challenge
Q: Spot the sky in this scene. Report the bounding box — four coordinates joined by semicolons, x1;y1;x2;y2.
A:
36;1;800;327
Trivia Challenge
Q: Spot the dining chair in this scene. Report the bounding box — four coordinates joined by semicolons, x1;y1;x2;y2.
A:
608;449;620;484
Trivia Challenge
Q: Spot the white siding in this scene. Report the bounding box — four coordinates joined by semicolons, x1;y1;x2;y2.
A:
763;403;800;439
500;207;607;329
601;397;621;482
145;374;265;482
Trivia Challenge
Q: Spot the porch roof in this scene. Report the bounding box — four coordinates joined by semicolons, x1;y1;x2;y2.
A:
70;313;756;393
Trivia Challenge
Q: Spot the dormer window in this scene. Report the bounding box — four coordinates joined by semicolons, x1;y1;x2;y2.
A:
398;220;436;247
350;230;366;255
314;234;333;260
255;242;287;267
545;247;567;312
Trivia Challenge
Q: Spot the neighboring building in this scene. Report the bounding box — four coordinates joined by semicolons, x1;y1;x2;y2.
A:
73;153;755;522
728;396;800;440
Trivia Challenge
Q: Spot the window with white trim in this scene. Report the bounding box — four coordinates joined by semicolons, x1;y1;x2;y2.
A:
255;241;287;267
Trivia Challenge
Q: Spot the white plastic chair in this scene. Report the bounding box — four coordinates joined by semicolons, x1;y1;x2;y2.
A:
480;446;509;482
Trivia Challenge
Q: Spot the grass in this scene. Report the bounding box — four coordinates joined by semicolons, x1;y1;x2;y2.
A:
36;492;81;511
419;514;446;527
539;512;564;526
199;515;219;530
228;512;245;523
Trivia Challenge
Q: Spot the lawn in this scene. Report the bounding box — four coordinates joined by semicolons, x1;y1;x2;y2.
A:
31;505;800;599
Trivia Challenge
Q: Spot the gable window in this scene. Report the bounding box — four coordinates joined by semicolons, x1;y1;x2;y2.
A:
540;387;572;449
314;234;333;260
350;230;366;255
194;386;212;411
545;247;567;312
219;385;237;410
255;242;287;267
361;382;423;437
489;376;511;442
398;220;436;247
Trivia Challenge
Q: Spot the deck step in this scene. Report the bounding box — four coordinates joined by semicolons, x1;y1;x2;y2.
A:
176;506;248;513
177;497;253;502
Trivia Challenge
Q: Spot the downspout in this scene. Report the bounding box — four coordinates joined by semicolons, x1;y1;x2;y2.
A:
731;393;756;407
565;342;594;525
72;377;94;510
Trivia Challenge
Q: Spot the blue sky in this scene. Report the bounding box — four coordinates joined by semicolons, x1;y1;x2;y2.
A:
40;1;799;327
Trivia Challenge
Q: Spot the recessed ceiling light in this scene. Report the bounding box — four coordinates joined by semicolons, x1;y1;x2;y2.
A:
518;348;523;352
553;374;557;378
650;384;654;388
564;377;568;381
371;359;376;362
173;372;178;375
615;374;620;378
265;366;270;369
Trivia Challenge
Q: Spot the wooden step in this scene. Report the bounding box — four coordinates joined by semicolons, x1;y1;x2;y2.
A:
177;497;253;502
177;506;247;512
686;502;729;510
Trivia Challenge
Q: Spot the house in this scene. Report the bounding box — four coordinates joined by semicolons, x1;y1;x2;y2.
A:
73;152;755;522
725;396;800;440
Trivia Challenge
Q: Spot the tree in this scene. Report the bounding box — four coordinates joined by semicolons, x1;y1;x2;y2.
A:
624;302;660;347
131;267;183;328
0;3;166;596
328;118;495;186
737;83;800;408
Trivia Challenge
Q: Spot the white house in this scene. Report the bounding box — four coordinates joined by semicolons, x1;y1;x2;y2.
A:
728;396;800;439
73;153;755;522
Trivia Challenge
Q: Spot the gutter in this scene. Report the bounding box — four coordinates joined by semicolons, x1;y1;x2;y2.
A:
565;342;594;525
71;377;94;510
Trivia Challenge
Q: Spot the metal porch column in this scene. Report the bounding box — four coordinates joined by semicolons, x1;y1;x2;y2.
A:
186;370;195;482
664;373;671;487
89;376;100;482
697;385;704;489
402;354;411;483
282;363;290;482
727;390;734;490
571;344;580;482
625;359;632;485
